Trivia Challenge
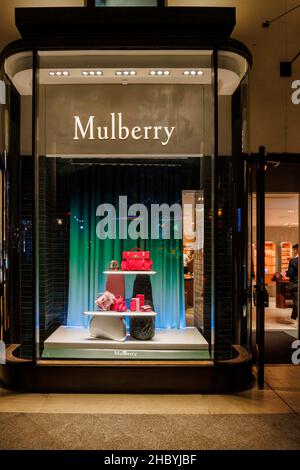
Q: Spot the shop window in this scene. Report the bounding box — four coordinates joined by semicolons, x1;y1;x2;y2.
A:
3;48;249;362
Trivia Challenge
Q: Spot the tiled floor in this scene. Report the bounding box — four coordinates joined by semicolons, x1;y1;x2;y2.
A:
0;387;292;415
253;297;298;331
0;365;299;449
265;365;300;414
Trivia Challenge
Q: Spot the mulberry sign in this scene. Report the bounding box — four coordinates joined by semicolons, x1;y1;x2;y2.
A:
44;84;210;156
73;113;175;146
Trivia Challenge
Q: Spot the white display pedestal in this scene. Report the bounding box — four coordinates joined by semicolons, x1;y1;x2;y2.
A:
83;311;157;342
100;269;158;341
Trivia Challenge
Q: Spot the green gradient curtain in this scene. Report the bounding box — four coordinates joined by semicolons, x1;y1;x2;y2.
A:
67;164;185;329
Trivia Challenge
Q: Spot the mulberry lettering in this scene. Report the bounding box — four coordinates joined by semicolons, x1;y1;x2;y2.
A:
73;113;175;146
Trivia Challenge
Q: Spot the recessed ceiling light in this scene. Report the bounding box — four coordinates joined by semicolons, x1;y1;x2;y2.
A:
81;70;103;76
183;70;204;76
149;70;170;76
115;70;136;76
49;70;70;77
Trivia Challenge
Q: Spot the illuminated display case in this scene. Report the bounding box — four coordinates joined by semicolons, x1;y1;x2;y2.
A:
0;5;253;392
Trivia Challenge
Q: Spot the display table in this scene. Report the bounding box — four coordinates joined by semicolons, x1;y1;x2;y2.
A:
42;326;210;360
276;279;290;308
99;268;158;340
83;311;157;342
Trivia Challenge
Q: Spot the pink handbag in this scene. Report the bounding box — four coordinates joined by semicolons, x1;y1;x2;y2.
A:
95;291;115;311
112;296;127;312
121;247;152;271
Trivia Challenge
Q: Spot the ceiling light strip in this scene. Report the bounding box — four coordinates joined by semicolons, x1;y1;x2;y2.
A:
81;71;103;76
115;70;137;76
149;70;170;76
48;71;70;77
183;70;204;76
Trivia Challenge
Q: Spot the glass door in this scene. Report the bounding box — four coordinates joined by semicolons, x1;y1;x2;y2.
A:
0;72;9;348
253;162;300;370
255;146;266;389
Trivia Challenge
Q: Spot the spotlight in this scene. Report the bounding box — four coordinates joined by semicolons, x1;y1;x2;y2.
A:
183;70;204;76
149;70;170;76
115;70;136;76
82;70;103;76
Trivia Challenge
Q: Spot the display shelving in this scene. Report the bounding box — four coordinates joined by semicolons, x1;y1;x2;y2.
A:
83;311;157;317
280;242;293;273
253;241;276;284
103;270;157;275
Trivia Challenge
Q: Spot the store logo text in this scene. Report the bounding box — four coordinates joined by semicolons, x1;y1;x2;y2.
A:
73;113;175;146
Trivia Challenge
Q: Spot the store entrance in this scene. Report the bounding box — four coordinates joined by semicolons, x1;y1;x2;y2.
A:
253;193;299;363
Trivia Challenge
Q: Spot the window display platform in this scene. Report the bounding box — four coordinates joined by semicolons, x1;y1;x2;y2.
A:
42;326;210;360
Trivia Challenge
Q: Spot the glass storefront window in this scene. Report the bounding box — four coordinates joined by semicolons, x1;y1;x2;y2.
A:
1;51;34;358
216;50;250;359
3;47;249;363
33;50;216;360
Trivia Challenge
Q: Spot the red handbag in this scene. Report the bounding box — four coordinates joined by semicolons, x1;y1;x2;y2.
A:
121;247;153;271
112;296;127;312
